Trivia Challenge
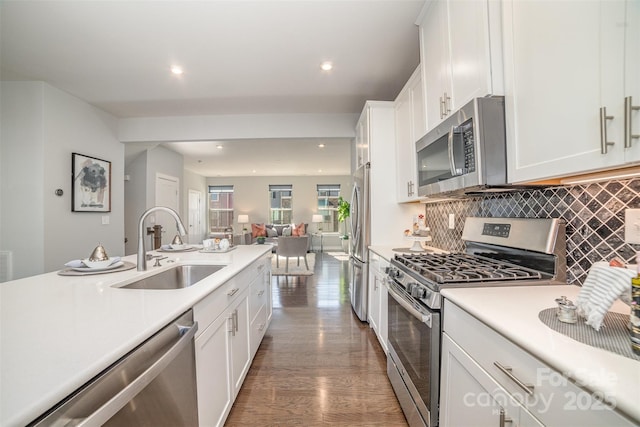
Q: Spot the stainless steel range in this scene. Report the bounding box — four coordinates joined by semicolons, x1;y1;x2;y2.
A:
386;217;566;427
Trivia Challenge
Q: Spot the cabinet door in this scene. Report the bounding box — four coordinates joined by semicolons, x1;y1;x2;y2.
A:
355;110;370;169
503;0;626;183
367;255;381;334
447;0;495;108
229;290;251;397
195;313;232;427
395;87;415;202
421;0;450;129
440;334;541;427
624;1;640;162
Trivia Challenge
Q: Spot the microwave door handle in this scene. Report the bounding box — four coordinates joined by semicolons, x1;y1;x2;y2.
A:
447;126;457;176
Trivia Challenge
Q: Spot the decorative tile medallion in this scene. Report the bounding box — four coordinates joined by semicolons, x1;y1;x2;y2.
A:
423;179;640;286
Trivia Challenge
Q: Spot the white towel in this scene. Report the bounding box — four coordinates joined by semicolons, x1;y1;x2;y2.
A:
575;261;635;331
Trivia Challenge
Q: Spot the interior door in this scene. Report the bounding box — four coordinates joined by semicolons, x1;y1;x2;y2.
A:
188;190;203;244
155;174;180;246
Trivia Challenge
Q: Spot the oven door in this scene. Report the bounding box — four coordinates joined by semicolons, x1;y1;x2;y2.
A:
387;280;440;427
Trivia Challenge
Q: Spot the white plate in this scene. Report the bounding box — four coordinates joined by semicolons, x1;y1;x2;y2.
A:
157;246;197;253
72;261;124;272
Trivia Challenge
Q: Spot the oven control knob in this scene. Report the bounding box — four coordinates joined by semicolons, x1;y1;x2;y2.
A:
386;267;402;279
412;286;426;299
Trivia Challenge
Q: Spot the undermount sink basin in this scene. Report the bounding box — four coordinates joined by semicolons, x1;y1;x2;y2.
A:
120;264;226;290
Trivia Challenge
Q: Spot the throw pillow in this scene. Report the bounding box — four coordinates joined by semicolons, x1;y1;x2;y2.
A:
292;222;306;236
282;226;292;236
251;223;266;238
266;227;277;238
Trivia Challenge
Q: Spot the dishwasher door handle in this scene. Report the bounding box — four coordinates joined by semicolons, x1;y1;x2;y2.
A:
77;321;198;427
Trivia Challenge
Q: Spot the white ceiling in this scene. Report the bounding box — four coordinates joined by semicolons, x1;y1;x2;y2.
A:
0;0;424;176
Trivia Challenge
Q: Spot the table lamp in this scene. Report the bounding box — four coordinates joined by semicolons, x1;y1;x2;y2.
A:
312;214;323;232
237;215;249;244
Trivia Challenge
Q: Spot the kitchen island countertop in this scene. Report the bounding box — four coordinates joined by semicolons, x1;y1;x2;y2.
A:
0;245;271;427
442;285;640;424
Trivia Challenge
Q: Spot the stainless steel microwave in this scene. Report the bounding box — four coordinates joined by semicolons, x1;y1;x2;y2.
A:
416;96;507;198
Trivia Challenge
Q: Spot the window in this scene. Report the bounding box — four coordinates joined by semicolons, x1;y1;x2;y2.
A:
269;185;293;224
317;184;341;232
208;185;234;232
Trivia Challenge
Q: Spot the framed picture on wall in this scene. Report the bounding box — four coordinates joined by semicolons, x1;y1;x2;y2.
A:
72;153;111;212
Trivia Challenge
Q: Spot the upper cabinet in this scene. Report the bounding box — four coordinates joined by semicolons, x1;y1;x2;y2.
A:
418;0;503;131
503;0;640;183
354;111;370;170
395;66;425;203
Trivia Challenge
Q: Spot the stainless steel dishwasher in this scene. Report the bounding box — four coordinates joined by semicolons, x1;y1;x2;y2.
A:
30;310;199;427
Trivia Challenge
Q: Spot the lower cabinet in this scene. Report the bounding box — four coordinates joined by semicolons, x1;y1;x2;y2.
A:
442;300;637;427
193;254;271;427
368;251;389;354
441;333;543;427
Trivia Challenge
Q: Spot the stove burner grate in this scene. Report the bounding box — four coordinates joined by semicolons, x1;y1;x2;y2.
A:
394;253;543;284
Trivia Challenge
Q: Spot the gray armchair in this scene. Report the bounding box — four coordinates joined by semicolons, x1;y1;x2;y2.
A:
276;236;309;273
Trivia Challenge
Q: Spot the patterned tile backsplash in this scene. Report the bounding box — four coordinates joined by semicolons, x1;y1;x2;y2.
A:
423;179;640;286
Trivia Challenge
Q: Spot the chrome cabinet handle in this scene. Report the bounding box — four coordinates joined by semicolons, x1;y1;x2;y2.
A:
439;96;445;119
499;409;513;427
227;287;239;297
600;106;615;154
444;92;451;116
228;314;235;335
233;309;239;333
493;362;534;395
625;96;640;148
258;290;265;296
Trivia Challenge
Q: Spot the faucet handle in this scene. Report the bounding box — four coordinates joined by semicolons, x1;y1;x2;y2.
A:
153;256;168;267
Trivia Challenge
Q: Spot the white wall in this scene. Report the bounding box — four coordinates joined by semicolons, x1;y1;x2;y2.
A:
123;146;184;254
1;82;124;279
206;174;352;235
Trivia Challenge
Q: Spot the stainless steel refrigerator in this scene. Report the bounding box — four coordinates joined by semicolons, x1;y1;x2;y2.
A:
349;162;370;321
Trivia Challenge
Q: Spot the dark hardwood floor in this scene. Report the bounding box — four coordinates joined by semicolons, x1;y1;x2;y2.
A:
225;252;408;426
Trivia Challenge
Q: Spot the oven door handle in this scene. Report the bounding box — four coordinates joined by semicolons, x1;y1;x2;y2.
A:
387;280;432;326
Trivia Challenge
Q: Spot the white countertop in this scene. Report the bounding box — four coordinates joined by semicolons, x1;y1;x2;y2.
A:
442;285;640;424
0;245;271;427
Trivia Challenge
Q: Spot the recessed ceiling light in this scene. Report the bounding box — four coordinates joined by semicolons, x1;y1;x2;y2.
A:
216;144;223;149
318;169;323;173
170;66;184;75
320;62;333;71
252;169;256;173
318;143;325;148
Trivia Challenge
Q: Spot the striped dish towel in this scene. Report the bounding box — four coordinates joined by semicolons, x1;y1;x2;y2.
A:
576;261;635;331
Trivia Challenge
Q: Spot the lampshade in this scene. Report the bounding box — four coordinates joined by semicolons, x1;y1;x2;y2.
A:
237;215;249;224
312;214;323;223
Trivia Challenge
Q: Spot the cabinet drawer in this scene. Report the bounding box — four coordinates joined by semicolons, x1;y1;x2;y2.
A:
194;277;244;337
250;304;268;356
444;301;635;426
249;274;268;323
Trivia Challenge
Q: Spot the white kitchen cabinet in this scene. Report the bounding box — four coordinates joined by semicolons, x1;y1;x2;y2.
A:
418;0;502;131
503;0;640;183
441;333;544;427
194;254;271;427
195;305;233;427
249;257;271;358
354;111;370;170
368;251;389;354
395;66;426;203
442;300;637;426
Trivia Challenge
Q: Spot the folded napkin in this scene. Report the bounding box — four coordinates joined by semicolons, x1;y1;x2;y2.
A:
64;257;121;268
575;261;635;331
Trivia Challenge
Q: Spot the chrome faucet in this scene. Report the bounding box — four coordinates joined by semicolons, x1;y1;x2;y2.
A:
137;206;187;271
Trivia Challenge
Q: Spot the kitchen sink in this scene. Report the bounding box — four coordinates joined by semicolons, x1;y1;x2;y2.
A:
119;264;226;290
